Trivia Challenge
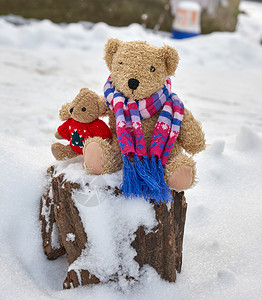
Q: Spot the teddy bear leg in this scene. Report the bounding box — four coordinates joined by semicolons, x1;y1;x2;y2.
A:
83;135;122;175
51;142;78;161
165;153;196;191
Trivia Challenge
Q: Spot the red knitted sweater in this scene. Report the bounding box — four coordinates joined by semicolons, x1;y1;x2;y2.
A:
57;118;112;155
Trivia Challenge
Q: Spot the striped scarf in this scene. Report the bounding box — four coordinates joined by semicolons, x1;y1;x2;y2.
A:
104;77;184;203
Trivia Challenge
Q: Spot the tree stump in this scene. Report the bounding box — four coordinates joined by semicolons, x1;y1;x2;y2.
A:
39;165;187;289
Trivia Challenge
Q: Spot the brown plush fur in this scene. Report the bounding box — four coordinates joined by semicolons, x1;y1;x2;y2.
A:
51;88;109;161
84;39;206;191
51;143;78;160
177;109;206;155
59;103;72;121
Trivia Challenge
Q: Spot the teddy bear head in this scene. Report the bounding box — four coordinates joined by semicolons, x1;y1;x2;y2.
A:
104;38;179;100
59;88;104;123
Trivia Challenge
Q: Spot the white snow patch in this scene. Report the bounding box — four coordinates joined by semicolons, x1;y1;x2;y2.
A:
51;223;61;250
207;140;225;156
235;126;262;152
66;233;76;243
75;270;82;287
41;196;52;233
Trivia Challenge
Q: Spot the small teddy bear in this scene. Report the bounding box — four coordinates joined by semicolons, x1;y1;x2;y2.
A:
51;88;112;161
82;39;205;202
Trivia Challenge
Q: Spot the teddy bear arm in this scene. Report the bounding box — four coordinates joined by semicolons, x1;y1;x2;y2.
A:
57;120;71;141
51;143;78;161
55;131;64;139
178;108;206;155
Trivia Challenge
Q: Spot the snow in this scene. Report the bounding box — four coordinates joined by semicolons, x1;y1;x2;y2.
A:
0;1;262;299
69;171;157;284
66;233;76;243
51;223;61;250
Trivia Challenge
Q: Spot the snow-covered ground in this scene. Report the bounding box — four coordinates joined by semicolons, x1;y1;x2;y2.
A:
0;1;262;299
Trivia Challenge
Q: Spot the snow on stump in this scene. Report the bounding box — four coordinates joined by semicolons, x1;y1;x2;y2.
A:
39;158;187;289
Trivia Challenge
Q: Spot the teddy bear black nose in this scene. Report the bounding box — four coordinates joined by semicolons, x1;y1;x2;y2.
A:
128;78;140;90
70;108;73;114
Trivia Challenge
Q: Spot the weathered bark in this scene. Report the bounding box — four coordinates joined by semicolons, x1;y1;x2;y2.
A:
39;166;66;260
40;167;187;288
131;192;187;282
40;168;100;288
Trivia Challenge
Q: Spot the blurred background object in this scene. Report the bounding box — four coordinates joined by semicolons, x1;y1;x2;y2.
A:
200;0;241;34
0;0;173;31
170;0;241;34
0;0;242;34
171;1;201;39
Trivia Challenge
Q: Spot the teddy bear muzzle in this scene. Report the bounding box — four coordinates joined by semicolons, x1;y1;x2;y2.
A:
128;78;140;90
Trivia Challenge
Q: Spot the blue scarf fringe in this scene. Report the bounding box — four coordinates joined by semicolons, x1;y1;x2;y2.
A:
134;154;158;199
121;154;172;204
121;155;142;198
156;157;172;203
149;155;172;203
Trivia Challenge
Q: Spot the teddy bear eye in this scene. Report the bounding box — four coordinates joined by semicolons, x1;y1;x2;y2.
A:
82;107;86;112
119;62;123;65
150;66;156;72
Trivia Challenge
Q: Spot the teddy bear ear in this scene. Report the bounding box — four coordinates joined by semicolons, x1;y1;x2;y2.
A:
104;38;121;70
59;103;72;121
161;45;179;76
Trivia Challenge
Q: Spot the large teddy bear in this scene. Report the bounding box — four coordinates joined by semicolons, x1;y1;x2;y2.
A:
83;39;205;198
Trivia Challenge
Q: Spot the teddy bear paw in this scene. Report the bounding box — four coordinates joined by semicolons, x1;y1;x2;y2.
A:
167;165;193;191
51;142;78;161
83;142;104;175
